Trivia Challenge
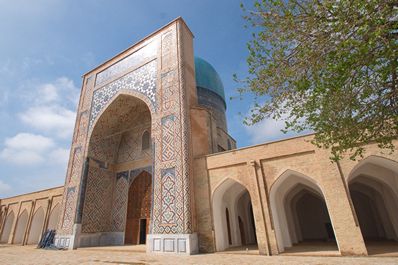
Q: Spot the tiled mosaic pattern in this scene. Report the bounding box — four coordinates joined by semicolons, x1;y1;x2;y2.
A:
81;167;113;233
111;172;129;232
161;115;176;162
96;40;158;86
89;60;157;129
69;147;82;183
62;187;76;230
117;127;151;163
161;168;176;225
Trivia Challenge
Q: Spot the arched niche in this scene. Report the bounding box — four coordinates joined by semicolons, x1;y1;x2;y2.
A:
47;203;61;230
27;207;45;245
348;156;398;253
0;211;15;243
13;210;28;245
269;170;337;253
212;178;257;252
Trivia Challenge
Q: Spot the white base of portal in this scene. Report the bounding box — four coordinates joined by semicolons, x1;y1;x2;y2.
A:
54;224;81;250
147;233;198;254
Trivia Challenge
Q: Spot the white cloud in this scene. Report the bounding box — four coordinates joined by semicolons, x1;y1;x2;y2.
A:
19;105;76;138
36;77;79;105
0;133;54;164
38;83;58;102
18;77;79;139
244;112;312;145
49;147;70;165
245;116;289;145
0;180;11;195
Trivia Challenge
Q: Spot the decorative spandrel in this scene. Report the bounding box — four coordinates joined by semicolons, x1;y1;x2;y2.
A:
89;60;157;129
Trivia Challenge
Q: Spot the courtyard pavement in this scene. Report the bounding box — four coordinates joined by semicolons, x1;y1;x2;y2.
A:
1;244;398;265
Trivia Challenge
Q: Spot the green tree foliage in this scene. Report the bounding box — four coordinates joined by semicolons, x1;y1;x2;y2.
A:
238;0;398;160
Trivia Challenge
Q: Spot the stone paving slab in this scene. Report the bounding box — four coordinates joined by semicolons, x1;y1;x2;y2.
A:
1;245;398;265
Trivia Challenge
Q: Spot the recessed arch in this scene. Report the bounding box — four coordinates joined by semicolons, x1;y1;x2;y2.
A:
13;210;28;244
348;156;398;253
212;178;258;252
88;89;154;141
269;170;337;253
141;130;150;150
47;203;61;230
0;211;15;243
27;207;45;245
80;92;153;247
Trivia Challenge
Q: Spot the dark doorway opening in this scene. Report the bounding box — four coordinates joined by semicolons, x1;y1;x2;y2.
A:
139;219;147;244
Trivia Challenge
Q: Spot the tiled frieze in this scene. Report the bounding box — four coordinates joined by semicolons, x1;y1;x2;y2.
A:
96;40;158;86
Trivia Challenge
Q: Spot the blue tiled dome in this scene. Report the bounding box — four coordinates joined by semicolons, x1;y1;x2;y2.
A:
194;57;226;104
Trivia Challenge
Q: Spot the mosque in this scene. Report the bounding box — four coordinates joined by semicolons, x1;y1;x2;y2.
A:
0;18;397;256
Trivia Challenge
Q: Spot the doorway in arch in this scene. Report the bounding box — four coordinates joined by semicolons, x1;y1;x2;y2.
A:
124;170;152;245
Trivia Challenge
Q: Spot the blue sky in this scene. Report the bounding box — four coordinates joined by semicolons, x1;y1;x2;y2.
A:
0;0;297;197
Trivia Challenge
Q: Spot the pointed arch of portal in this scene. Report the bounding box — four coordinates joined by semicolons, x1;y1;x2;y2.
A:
87;89;155;144
80;92;153;248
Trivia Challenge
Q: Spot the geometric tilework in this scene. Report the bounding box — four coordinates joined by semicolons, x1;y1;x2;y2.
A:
62;187;76;231
81;167;113;233
111;173;129;232
89;60;157;129
161;168;176;225
69;148;82;184
161;115;176;162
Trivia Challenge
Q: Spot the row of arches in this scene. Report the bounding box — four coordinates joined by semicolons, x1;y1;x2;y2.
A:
0;204;60;245
212;156;398;255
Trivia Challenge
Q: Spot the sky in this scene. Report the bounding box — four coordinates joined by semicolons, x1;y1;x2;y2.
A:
0;0;301;197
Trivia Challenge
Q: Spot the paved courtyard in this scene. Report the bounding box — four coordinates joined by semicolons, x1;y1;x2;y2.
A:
1;245;398;265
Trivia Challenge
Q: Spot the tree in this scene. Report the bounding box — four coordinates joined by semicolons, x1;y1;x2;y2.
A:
237;0;398;161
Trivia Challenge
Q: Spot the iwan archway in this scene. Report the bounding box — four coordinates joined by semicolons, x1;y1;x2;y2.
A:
212;179;258;252
270;170;338;254
348;156;398;255
79;93;153;247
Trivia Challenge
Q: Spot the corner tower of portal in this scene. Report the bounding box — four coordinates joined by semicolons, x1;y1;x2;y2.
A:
55;18;199;254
